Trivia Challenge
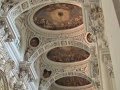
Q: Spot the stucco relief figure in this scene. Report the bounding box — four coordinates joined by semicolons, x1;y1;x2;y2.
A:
18;61;33;82
0;20;5;37
0;19;5;29
103;54;114;77
9;76;16;89
91;60;99;78
24;47;33;60
0;70;9;90
19;69;27;79
0;57;5;68
1;0;18;13
0;75;5;90
89;5;104;34
0;80;5;90
18;62;29;80
0;0;4;15
90;46;96;58
87;33;96;43
3;27;14;42
4;60;15;74
14;80;27;90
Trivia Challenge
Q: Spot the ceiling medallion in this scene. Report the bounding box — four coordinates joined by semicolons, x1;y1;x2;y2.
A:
33;3;83;30
47;46;90;63
30;37;39;47
86;33;94;43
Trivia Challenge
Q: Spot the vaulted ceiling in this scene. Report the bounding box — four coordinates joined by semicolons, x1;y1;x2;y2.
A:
0;0;106;90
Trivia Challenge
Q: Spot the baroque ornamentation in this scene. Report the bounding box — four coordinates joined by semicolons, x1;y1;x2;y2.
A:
91;59;99;78
0;19;5;37
102;49;114;77
0;0;115;90
13;79;27;90
24;47;34;61
19;61;34;82
89;4;104;34
0;0;18;13
0;70;9;90
0;18;14;42
3;27;14;42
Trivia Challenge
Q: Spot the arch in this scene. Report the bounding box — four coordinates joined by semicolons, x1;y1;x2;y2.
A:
29;40;91;79
0;70;9;90
29;40;90;64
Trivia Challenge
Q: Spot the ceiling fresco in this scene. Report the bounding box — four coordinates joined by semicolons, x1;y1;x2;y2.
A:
0;0;113;90
30;37;39;47
55;76;91;86
47;46;90;63
33;3;83;30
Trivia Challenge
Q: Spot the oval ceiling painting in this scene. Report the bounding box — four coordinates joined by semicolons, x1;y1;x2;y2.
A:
33;3;83;30
47;46;90;63
55;76;91;86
